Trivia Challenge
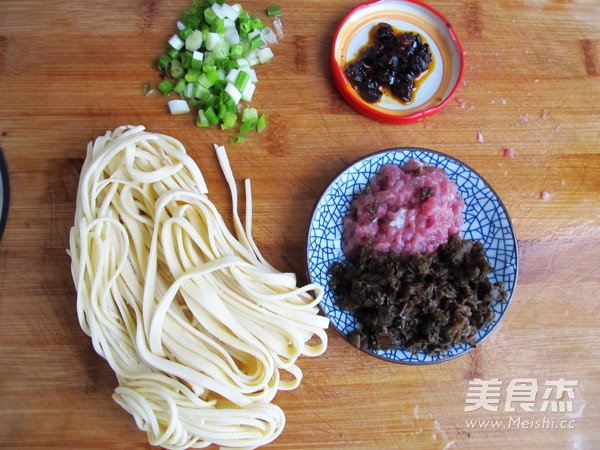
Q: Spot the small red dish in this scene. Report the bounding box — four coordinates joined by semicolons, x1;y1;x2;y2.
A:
331;0;464;124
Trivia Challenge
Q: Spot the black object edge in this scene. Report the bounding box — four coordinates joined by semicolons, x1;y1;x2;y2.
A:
0;148;9;241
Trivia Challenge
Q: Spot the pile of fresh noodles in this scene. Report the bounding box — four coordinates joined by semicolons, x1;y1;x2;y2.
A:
68;125;328;449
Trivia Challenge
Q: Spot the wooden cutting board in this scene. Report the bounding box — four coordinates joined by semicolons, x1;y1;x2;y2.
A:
1;0;599;448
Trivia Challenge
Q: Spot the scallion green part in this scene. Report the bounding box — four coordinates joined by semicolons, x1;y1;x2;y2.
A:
174;79;187;95
158;80;175;95
229;135;246;144
239;119;256;134
234;70;250;92
266;5;282;17
257;114;266;132
204;106;219;124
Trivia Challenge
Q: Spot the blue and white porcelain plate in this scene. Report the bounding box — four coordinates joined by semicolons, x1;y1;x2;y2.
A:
307;148;518;364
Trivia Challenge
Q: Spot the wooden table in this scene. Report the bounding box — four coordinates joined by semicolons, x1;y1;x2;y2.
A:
1;0;599;448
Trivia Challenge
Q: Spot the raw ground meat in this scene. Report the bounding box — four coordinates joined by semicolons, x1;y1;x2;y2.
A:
342;159;464;260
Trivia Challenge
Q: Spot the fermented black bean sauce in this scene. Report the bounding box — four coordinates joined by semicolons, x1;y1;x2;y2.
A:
344;23;434;104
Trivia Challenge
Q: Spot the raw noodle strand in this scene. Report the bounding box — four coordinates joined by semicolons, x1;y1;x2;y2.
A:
69;126;328;449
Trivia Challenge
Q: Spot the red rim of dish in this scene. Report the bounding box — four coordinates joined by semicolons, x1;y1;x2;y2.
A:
331;0;465;124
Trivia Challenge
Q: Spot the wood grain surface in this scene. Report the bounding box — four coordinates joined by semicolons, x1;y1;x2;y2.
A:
1;0;599;448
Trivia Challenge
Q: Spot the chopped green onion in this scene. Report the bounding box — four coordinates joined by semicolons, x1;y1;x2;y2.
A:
250;18;265;31
180;51;193;69
257;47;274;63
211;3;226;19
191;51;203;69
180;27;194;40
249;33;263;52
205;32;221;51
197;110;210;127
185;30;203;51
184;69;201;82
197;73;215;88
168;34;185;51
152;1;276;140
221;4;239;21
224;82;242;104
193;83;210;101
156;54;171;74
234;70;250;92
184;82;195;98
204;67;219;83
213;40;230;60
222;59;239;72
257;114;266;132
212;18;225;34
204;106;219;124
241;67;257;82
238;11;250;22
266;5;282;17
239;119;257;134
241;81;255;102
225;68;239;84
174;79;187;95
170;59;184;79
204;7;218;24
221;111;237;129
229;135;246;144
168;99;190;114
224;96;236;113
224;26;239;44
241;107;258;123
230;43;244;58
158;80;174;95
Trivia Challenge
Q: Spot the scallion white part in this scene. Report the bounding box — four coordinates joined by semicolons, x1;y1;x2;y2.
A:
273;17;284;39
205;32;221;51
261;28;278;45
226;68;240;84
224;27;240;45
223;18;236;30
236;57;250;67
247;29;261;41
221;3;239;20
186;30;203;51
241;82;255;102
168;99;190;114
225;83;242;104
168;34;185;51
176;20;186;31
257;47;274;63
211;3;226;19
192;50;204;62
213;40;230;59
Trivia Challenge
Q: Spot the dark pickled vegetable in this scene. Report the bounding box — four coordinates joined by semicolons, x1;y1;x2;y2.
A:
343;22;433;104
328;235;508;355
